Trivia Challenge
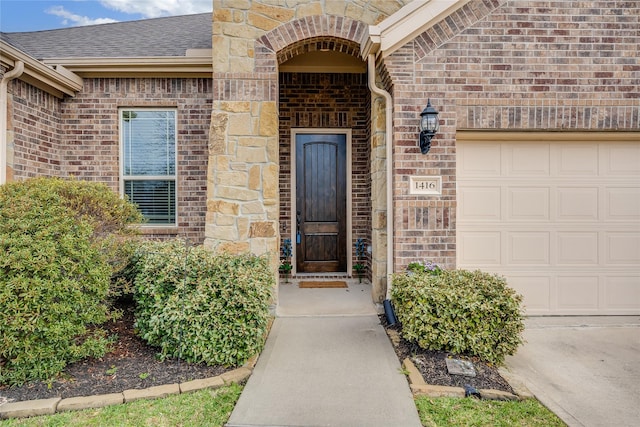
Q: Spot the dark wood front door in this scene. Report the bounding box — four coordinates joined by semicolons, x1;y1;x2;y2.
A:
296;133;347;273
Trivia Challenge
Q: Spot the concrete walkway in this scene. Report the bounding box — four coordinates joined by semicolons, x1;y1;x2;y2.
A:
505;316;640;427
226;281;421;427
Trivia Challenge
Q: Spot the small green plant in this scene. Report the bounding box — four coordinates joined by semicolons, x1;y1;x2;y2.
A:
353;238;366;283
138;372;150;380
279;238;293;281
105;365;118;376
392;269;524;364
133;240;273;367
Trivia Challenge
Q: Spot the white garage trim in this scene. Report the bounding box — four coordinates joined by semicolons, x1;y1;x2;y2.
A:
457;131;640;315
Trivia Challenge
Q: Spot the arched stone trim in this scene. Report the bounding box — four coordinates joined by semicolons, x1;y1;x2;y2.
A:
255;15;368;72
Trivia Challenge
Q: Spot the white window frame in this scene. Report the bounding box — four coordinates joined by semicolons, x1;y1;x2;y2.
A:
119;108;178;226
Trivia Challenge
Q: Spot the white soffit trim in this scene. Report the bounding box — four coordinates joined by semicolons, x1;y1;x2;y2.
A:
367;0;471;58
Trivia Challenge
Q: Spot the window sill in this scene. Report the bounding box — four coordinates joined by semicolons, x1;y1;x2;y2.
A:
138;226;179;236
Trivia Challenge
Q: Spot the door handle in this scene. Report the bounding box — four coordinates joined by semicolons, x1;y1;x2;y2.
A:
296;211;301;244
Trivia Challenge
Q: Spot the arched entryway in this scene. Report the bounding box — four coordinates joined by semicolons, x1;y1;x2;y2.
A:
276;38;371;281
207;13;391;305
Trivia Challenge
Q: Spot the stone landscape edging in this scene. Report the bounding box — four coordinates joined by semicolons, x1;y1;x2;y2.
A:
0;355;257;420
402;358;534;401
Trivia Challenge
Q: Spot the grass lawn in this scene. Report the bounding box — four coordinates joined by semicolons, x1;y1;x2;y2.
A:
416;396;565;427
1;385;565;427
0;384;242;427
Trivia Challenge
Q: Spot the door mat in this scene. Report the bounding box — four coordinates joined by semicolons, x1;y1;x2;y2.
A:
298;281;348;288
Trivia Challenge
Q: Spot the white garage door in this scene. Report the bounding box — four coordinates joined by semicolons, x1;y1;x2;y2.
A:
457;132;640;315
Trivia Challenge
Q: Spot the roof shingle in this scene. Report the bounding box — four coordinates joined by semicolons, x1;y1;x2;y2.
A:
1;13;212;59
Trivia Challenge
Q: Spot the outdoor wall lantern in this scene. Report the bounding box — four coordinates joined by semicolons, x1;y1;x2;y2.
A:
419;99;439;154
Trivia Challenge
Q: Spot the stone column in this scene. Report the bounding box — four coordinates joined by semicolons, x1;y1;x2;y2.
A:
206;101;280;264
370;92;388;303
206;2;286;290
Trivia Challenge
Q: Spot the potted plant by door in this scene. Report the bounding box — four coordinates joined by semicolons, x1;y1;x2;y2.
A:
279;238;293;282
353;238;366;283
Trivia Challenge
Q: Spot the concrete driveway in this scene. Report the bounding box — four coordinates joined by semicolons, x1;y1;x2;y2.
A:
505;316;640;427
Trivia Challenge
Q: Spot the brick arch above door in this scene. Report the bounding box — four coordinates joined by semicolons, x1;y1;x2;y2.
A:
277;37;363;65
254;15;368;72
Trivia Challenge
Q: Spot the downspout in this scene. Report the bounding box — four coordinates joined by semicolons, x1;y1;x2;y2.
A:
367;54;394;301
0;60;24;185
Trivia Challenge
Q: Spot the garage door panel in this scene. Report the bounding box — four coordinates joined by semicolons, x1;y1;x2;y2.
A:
604;276;640;310
459;186;501;220
459;232;501;265
557;144;599;176
506;275;552;313
508;232;550;264
557;276;599;311
557;187;599;220
458;136;640;315
507;187;550;220
605;232;640;264
603;144;640;175
557;232;599;265
459;143;501;175
606;187;640;220
506;144;550;176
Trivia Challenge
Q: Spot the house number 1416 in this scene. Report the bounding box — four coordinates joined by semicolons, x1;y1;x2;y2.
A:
409;176;441;195
416;181;436;190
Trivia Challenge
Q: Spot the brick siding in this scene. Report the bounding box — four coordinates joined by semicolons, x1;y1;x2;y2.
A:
8;77;212;243
9;80;63;179
384;0;639;270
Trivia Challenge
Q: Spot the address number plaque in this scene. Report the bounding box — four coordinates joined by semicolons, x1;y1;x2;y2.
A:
409;176;442;195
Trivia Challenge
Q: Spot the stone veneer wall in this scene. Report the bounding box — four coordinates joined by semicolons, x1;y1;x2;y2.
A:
383;0;639;270
7;80;63;180
208;1;408;296
8;77;211;243
278;72;372;278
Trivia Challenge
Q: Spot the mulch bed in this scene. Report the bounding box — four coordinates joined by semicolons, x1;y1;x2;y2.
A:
380;315;514;393
0;302;233;404
1;303;513;405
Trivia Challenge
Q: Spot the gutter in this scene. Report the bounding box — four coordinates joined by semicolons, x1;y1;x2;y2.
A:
42;55;213;78
0;60;24;185
367;54;394;300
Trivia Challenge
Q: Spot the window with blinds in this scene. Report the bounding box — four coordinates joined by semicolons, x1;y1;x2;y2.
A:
120;109;177;225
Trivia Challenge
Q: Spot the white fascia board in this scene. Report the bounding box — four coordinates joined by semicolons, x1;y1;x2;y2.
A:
365;0;471;58
1;41;83;97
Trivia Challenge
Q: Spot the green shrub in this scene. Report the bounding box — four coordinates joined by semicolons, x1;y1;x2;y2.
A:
0;177;141;385
133;240;273;367
391;269;524;364
38;177;143;299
